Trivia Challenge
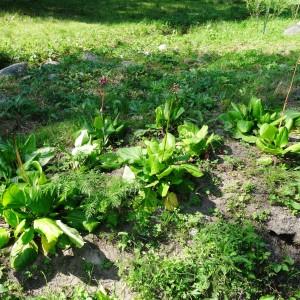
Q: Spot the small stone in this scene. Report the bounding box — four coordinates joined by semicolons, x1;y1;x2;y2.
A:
158;44;167;51
121;61;135;68
44;59;60;66
284;23;300;36
82;52;99;62
189;228;198;237
0;62;27;77
48;73;57;80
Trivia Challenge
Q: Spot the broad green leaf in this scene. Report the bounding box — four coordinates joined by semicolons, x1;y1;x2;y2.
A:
237;120;253;133
117;147;143;164
275;127;289;148
178;122;199;139
155;106;164;127
56;220;84;248
164;192;179;211
93;115;104;130
65;210;99;233
174;107;185;120
22;134;36;155
159;183;170;198
34;218;63;245
249;97;263;120
259;124;278;142
99;152;122;170
0;228;10;249
233;131;257;144
2;209;24;228
157;166;175;180
283;143;300;154
41;235;56;255
2;184;26;208
289;200;300;211
163;99;172;121
24;185;53;215
159;133;176;161
10;232;38;270
20;228;35;244
31;147;55;166
179;164;204;178
256;139;283;155
14;219;27;238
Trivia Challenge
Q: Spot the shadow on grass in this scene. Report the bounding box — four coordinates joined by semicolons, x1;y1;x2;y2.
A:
0;49;300;139
1;0;248;28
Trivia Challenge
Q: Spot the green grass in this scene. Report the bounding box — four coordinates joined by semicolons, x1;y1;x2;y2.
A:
1;1;300;299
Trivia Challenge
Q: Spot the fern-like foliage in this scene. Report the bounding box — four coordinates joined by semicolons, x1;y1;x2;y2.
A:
52;170;139;224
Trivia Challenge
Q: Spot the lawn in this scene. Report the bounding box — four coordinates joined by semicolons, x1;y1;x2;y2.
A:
0;0;300;299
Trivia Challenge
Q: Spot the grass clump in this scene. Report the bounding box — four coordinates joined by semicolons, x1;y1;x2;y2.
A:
125;221;273;300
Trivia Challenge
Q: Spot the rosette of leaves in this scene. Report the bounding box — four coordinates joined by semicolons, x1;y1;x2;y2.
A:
116;133;203;210
256;124;300;155
0;164;84;270
219;97;280;143
178;122;221;157
0;134;55;183
71;114;124;165
153;98;185;131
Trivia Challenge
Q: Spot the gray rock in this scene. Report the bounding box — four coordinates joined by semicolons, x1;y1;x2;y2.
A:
284;23;300;36
48;73;58;80
121;60;136;68
267;206;300;244
44;60;60;66
80;247;105;266
0;62;27;77
82;52;99;62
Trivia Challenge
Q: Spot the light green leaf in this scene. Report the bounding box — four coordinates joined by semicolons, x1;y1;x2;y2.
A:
2;209;24;228
179;164;204;178
10;231;38;270
164;192;179;211
0;228;10;249
117;147;143;164
259;124;278;142
237;120;254;133
14;219;27;238
159;183;170;198
34;218;63;245
275;127;289;148
283;143;300;154
2;184;26;208
56;220;85;248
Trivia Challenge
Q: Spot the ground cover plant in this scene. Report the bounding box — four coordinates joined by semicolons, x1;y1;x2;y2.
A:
125;220;286;299
1;0;300;299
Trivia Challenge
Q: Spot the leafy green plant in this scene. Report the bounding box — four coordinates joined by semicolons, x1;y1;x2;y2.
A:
152;98;185;131
125;221;273;299
178;122;221;157
256;123;300;155
220;98;300;156
117;132;203;210
219;97;280;143
71;114;124;165
0;134;55;183
0;164;84;270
